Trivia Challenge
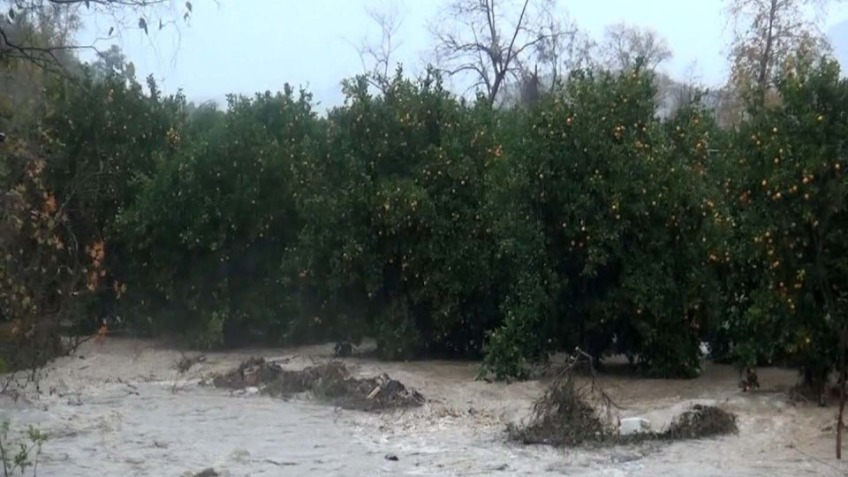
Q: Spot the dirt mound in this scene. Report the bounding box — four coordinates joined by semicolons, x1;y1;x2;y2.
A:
508;352;738;448
211;357;425;412
662;404;738;440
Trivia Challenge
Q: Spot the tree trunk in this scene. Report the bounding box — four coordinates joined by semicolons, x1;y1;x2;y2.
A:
838;327;846;459
838;383;845;459
486;0;531;107
756;0;778;104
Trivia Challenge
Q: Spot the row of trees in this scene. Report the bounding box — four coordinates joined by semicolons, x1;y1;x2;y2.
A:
3;54;846;382
0;0;846;397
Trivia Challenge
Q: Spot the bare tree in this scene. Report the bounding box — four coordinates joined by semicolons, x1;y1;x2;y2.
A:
429;0;558;106
499;7;595;108
353;1;405;93
531;8;594;90
661;61;705;116
724;0;841;104
600;22;672;72
1;0;195;73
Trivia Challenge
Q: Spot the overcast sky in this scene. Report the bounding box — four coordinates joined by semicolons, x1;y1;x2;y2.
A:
76;0;848;111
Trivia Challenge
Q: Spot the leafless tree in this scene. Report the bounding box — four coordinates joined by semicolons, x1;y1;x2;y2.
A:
661;61;705;116
499;7;595;108
353;1;405;93
531;8;594;90
600;22;672;72
428;0;559;106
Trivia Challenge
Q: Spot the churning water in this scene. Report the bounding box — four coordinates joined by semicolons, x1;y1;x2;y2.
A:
1;339;847;477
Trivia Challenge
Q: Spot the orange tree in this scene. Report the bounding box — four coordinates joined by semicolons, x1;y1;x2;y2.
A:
476;100;559;379
482;66;723;379
0;134;103;376
664;96;735;364
39;66;186;334
722;57;848;392
115;86;314;348
290;69;505;359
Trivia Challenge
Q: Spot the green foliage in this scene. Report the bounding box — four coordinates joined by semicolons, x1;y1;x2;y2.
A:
293;69;503;358
480;67;721;378
0;136;88;372
10;49;848;385
720;56;848;386
0;420;47;477
115;86;315;347
35;66;187;335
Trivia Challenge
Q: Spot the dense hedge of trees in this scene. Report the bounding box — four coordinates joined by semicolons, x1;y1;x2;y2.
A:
2;48;848;392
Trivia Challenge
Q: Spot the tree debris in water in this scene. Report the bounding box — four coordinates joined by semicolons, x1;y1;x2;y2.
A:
508;350;738;447
507;350;618;447
211;357;425;412
176;353;207;373
662;404;738;440
182;468;220;477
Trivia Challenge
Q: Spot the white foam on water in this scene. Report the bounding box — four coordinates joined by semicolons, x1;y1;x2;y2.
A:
1;338;846;477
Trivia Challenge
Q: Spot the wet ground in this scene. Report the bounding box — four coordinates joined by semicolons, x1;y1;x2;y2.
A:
1;338;847;476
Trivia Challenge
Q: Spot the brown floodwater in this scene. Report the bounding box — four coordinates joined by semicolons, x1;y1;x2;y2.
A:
1;338;847;476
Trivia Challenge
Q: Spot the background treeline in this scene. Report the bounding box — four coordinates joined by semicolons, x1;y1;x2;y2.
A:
1;0;847;394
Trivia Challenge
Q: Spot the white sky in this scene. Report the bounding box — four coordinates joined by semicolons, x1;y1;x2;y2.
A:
76;0;848;110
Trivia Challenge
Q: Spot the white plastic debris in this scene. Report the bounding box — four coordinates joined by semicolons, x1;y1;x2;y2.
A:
619;417;652;436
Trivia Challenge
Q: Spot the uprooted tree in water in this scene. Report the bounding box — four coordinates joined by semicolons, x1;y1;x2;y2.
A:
507;350;739;447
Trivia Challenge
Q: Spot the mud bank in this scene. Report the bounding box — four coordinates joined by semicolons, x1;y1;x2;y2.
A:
0;338;846;476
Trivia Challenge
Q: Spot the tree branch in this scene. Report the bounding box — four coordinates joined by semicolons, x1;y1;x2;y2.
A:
1;0;197;74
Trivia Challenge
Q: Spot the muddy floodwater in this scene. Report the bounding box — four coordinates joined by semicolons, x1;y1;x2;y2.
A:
2;338;847;477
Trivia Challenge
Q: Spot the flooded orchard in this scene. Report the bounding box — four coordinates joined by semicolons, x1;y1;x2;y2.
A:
1;338;847;477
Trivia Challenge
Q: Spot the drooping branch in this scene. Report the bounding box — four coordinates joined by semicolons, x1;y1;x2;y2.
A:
0;0;196;73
